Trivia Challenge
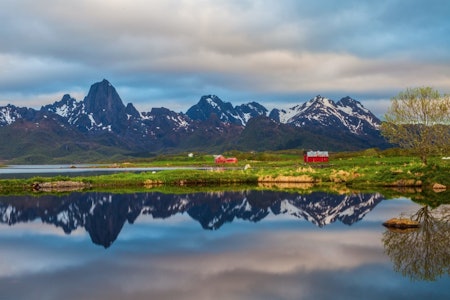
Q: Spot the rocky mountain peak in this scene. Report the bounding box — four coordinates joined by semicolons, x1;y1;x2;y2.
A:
234;101;268;124
336;96;380;129
40;80;132;133
337;96;359;107
80;79;128;133
186;95;268;126
302;95;335;112
186;95;233;122
42;94;79;118
125;103;140;119
0;104;38;126
272;94;381;136
337;96;371;115
84;79;126;114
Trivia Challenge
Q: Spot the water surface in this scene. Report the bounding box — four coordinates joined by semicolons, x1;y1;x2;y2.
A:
0;190;448;299
0;164;200;179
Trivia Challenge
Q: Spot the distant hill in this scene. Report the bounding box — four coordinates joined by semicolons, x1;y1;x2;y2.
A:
0;79;390;163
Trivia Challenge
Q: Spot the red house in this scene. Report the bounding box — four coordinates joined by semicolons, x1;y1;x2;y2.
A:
215;155;238;164
304;151;329;163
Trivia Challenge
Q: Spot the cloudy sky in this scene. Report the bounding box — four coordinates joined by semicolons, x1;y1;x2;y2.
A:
1;0;449;116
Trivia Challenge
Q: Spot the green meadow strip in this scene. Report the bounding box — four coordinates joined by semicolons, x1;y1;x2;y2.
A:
0;150;448;196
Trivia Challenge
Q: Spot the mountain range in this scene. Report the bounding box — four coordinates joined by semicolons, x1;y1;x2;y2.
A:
0;190;384;248
0;79;389;163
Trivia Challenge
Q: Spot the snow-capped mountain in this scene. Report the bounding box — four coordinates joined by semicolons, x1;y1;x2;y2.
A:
186;95;268;126
42;80;137;133
0;190;385;247
141;107;191;135
0;104;37;126
0;79;389;162
270;95;381;135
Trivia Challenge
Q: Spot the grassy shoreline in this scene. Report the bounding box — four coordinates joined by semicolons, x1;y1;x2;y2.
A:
0;150;448;195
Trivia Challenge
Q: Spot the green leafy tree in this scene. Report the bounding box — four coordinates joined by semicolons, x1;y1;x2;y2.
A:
381;87;450;164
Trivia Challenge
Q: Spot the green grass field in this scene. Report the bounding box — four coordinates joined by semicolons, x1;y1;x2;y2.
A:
0;149;449;201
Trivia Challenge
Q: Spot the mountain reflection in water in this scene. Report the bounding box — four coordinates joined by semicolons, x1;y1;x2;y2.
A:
0;190;383;248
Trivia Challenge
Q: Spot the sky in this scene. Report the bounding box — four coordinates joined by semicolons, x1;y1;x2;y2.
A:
1;0;449;117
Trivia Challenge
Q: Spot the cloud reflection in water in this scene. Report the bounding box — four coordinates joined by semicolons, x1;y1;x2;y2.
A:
0;192;448;299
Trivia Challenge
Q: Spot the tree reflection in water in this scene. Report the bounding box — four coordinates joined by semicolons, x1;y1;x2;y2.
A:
382;205;450;281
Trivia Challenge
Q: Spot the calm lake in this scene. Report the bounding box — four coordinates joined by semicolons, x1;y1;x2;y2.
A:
0;188;449;300
0;164;203;179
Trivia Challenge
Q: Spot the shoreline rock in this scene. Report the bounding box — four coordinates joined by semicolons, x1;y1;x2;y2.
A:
382;218;420;230
32;181;91;192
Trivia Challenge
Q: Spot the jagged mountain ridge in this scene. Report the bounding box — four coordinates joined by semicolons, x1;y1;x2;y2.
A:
0;190;385;247
0;79;389;162
42;80;139;134
186;95;268;126
269;95;380;135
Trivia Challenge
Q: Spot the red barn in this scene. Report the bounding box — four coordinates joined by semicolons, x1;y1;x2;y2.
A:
304;151;329;163
215;155;238;164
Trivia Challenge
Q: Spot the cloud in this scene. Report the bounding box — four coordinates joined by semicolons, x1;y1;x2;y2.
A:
0;0;449;114
0;225;387;299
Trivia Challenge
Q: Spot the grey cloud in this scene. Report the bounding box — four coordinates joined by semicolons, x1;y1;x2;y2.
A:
0;0;449;114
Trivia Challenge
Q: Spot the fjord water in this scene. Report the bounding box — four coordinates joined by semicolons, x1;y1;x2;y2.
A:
0;190;448;299
0;164;201;179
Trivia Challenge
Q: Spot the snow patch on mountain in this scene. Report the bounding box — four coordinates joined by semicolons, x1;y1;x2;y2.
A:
0;105;21;125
